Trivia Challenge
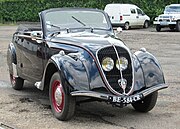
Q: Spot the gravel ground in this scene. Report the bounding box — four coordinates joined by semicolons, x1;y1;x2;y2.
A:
0;26;180;129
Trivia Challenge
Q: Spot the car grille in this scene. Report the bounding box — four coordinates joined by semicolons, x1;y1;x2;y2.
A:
159;19;170;22
97;46;133;94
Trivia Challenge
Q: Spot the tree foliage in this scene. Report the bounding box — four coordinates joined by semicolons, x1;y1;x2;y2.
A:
0;0;179;23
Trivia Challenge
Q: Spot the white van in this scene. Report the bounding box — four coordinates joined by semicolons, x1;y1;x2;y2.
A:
104;4;150;29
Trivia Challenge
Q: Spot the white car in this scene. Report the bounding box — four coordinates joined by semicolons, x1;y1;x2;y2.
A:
154;4;180;32
104;4;150;30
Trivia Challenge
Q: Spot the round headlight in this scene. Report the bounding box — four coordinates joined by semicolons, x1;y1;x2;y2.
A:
116;57;128;71
102;57;114;72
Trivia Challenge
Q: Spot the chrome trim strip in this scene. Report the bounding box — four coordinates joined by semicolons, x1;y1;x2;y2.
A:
16;34;43;40
71;91;109;100
112;44;123;81
71;84;168;100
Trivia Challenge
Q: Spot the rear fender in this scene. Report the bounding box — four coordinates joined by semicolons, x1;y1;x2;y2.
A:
7;42;17;75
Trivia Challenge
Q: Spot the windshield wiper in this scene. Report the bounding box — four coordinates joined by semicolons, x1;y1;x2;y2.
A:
46;23;61;30
46;23;61;37
72;16;86;26
72;16;95;32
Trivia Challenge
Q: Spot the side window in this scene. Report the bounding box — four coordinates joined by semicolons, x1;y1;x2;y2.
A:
137;8;143;15
130;9;136;14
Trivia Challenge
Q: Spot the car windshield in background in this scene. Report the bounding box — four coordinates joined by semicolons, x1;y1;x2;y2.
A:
164;6;180;13
45;10;109;32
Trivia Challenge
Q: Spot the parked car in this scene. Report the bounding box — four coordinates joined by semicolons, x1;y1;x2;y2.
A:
154;4;180;32
7;8;168;121
104;4;150;29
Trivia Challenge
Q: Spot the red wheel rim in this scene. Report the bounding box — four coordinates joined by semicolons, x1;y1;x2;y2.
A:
51;80;64;113
10;74;16;85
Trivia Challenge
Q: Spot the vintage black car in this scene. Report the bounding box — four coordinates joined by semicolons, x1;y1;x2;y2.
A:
7;8;168;121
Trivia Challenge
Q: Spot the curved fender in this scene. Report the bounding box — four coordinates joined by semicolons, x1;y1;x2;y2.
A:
132;54;145;92
134;50;165;88
7;42;17;75
46;53;90;91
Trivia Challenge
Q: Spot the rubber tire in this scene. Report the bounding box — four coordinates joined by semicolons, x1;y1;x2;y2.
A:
10;75;24;90
124;22;130;30
132;91;158;112
143;21;149;28
176;21;180;32
156;25;161;32
169;25;175;30
49;72;75;121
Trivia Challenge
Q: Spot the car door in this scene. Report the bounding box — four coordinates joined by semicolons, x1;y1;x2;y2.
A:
16;31;45;82
129;8;138;26
136;8;146;25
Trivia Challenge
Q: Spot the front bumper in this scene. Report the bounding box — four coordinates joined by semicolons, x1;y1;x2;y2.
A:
71;84;168;105
154;21;176;26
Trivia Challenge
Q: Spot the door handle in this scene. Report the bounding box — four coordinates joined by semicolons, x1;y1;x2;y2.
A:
136;16;139;18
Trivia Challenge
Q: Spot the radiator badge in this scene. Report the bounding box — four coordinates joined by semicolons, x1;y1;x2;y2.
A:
118;78;127;94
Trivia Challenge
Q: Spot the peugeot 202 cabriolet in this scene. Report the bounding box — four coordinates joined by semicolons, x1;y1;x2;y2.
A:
7;8;168;120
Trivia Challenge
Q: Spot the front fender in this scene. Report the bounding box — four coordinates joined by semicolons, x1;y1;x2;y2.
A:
134;50;165;88
47;53;90;91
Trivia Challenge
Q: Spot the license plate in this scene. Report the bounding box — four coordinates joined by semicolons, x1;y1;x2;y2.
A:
108;94;143;104
160;21;168;25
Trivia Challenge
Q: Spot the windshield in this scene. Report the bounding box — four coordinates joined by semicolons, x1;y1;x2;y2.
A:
164;5;180;13
44;9;109;33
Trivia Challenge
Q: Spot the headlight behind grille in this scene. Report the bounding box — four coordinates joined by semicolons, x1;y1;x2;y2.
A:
116;57;128;71
102;57;114;72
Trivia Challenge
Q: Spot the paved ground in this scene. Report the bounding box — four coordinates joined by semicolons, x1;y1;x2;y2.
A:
0;26;180;129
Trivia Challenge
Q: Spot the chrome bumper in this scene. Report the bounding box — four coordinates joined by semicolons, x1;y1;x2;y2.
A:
71;84;168;104
153;21;176;25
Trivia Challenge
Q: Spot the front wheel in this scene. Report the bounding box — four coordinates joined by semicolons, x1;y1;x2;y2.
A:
156;25;161;32
49;72;75;121
132;91;158;112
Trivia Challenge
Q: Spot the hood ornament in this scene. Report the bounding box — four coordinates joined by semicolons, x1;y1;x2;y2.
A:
118;78;127;94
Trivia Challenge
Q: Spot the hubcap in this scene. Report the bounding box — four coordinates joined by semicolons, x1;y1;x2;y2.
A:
55;86;63;106
52;80;64;113
145;22;148;28
125;23;129;30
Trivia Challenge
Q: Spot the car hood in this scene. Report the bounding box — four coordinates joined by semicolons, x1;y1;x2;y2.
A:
47;32;128;54
159;13;179;17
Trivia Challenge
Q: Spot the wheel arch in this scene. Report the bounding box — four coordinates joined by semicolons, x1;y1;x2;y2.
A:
125;21;130;25
42;62;58;92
